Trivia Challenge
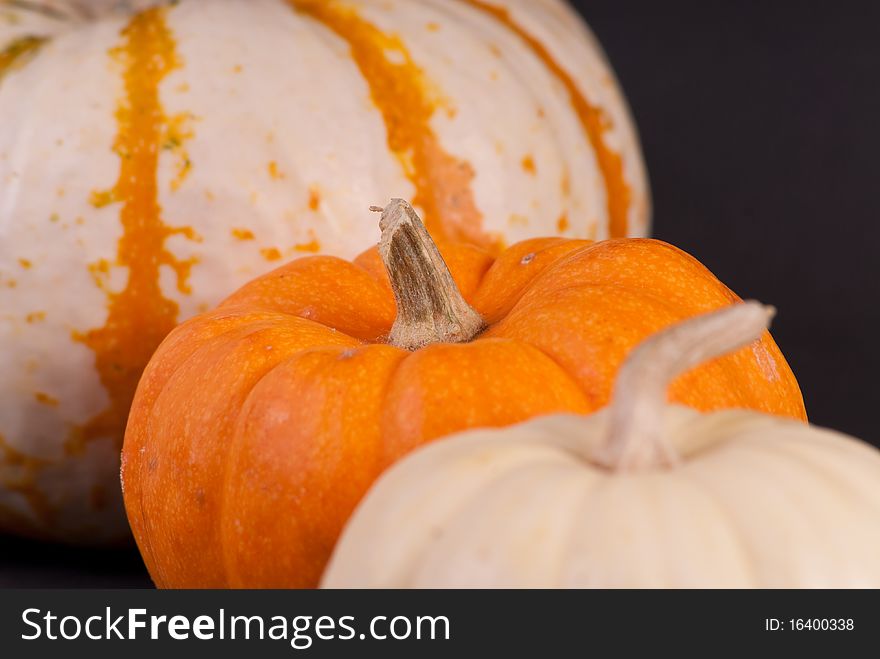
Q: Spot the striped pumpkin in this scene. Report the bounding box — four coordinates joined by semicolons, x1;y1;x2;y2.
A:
0;0;649;543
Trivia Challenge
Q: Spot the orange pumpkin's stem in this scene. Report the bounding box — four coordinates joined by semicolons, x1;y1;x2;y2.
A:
598;301;776;471
375;199;485;350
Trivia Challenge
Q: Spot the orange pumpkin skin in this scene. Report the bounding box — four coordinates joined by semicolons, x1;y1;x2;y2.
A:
121;237;805;588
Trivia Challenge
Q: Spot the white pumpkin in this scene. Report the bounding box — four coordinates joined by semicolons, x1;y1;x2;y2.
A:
0;0;649;542
323;302;880;588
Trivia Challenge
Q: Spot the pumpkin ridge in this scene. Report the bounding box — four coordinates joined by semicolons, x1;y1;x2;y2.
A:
289;0;491;248
129;318;358;587
217;255;396;341
129;319;298;585
509;337;599;410
668;469;763;587
461;0;632;237
491;239;743;326
470;238;591;322
379;337;590;459
216;335;374;586
486;245;612;312
376;435;584;587
484;305;608;410
140;309;336;402
222;342;404;587
376;339;419;459
684;444;842;586
479;238;802;421
553;464;609;586
412;456;586;586
488;286;762;415
736;432;880;518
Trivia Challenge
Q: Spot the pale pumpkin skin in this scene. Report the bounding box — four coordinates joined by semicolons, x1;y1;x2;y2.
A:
0;0;649;542
323;305;880;589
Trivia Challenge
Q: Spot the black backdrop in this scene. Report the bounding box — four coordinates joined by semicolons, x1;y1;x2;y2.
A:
2;0;878;587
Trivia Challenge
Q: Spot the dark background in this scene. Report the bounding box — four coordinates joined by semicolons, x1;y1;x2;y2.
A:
1;0;878;587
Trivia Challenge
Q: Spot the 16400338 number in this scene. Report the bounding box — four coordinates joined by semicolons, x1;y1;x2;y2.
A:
791;619;854;631
765;618;854;631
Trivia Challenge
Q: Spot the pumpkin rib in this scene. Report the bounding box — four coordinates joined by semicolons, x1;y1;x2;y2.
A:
218;256;396;342
756;439;880;584
374;341;414;456
426;0;584;237
487;282;688;402
140;284;388;568
351;433;567;587
220;351;285;588
131;460;163;585
132;308;337;419
552;462;619;584
378;337;591;459
675;466;763;587
460;0;632;238
505;458;606;584
492;283;792;416
561;453;756;587
511;239;738;311
412;457;588;586
220;342;406;588
737;434;880;518
479;237;806;419
130;318;296;588
420;0;577;212
687;445;848;586
476;243;621;324
470;237;592;323
289;0;490;248
555;468;640;586
129;317;360;588
511;338;604;411
410;438;584;584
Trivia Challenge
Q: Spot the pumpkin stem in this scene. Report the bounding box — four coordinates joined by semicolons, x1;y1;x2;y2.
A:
598;301;775;471
375;199;485;350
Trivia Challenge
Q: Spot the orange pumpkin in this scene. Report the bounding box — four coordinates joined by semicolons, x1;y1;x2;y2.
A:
121;200;805;588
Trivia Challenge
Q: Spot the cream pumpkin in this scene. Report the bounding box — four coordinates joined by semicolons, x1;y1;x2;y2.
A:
323;303;880;588
0;0;649;542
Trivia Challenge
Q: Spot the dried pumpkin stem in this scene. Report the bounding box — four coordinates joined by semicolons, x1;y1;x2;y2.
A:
375;199;484;350
598;301;775;472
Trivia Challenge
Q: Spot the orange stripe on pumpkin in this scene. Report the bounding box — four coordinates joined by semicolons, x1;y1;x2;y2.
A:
71;7;197;454
290;0;494;249
463;0;632;238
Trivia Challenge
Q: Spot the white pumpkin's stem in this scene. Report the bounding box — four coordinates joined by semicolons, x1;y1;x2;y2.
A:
374;199;484;350
598;301;775;471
